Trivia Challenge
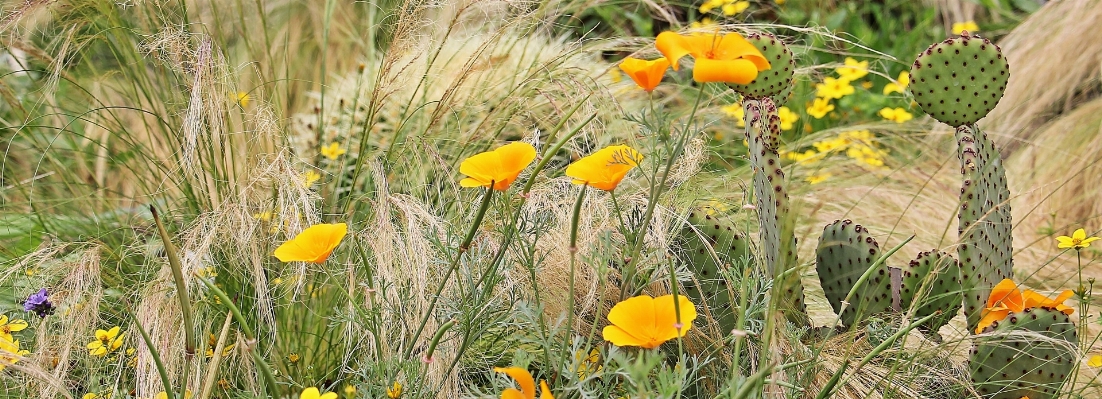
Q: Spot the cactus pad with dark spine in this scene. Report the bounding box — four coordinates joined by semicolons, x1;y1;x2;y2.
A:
744;97;807;322
679;208;752;333
956;124;1014;331
728;33;795;102
815;219;892;327
909;32;1009;127
901;250;963;332
969;307;1078;399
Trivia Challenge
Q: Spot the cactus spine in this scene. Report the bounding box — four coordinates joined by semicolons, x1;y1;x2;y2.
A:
909;31;1013;331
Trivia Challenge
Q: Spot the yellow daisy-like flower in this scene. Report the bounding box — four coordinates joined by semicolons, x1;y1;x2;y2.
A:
385;381;402;398
815;77;855;99
1089;355;1102;368
721;103;746;127
878;107;913;123
320;142;347;160
883;71;910;95
299;387;337;399
602;294;697;349
154;391;192;399
722;1;749;16
689;18;717;30
777;106;798;131
0;315;28;341
655;30;771;84
1056;228;1100;249
82;394;98;399
618;57;670;93
806;173;832;185
235;92;250;107
564;145;643;191
493;367;555;399
0;338;28;371
952;21;979;35
835;57;868;81
205;334;235;358
87;326;124;357
698;0;721;13
459;142;538;191
807;98;835;119
302;170;322;187
273;223;348;263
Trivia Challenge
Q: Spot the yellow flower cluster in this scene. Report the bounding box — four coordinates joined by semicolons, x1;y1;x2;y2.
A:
808;58;865;119
722;103;798;131
0;316;28;371
781;130;889;183
699;0;749;16
87;326;124;357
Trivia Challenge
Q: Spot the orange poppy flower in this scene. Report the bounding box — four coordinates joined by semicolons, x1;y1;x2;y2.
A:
493;367;555;399
975;279;1075;333
273;223;348;263
459;142;538;191
618;57;670;92
655;31;770;84
602;294;697;349
564;145;643;191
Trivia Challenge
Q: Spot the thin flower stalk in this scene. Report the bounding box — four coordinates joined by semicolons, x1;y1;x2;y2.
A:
150;205;196;396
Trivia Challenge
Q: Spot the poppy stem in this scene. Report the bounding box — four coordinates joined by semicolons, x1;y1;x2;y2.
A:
560;184;587;370
149;205;196;396
405;185;495;359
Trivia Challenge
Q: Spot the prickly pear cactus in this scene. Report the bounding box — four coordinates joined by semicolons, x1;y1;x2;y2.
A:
970;307;1078;399
909;32;1009;127
744;97;807;324
728;33;795;103
901;250;962;332
910;32;1014;331
955;124;1014;331
815;219;891;327
679;208;752;333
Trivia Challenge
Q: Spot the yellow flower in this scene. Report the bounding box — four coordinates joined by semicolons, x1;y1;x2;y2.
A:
689;18;716;30
783;149;820;164
1089;355;1102;368
205;334;235;358
878;107;913;123
1056;228;1100;249
575;348;602;379
655;31;771;84
302;170;322;187
777;106;798;131
807;98;834;119
806;173;832;185
299;385;337;399
602;294;697;349
775;0;784;4
565;145;643;191
493;367;555;399
273;223;348;263
154;391;192;399
385;381;402;398
288;353;301;363
320;142;347;160
235;92;250;107
698;0;721;13
721;103;746;127
883;71;910;95
952;21;979;35
722;1;749;16
459;142;538;191
835;57;868;81
815;77;855;99
618;57;670;92
83;394;98;399
87;326;124;357
976;279;1074;333
0;338;28;371
608;68;622;84
838;130;874;145
0;315;28;341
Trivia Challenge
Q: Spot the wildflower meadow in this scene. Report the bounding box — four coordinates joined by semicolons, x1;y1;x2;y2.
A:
2;0;1101;398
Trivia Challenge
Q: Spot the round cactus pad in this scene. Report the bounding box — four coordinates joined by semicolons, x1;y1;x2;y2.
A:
728;33;795;101
910;32;1010;127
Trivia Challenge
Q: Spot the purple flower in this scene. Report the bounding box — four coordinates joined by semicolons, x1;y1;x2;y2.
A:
24;288;54;318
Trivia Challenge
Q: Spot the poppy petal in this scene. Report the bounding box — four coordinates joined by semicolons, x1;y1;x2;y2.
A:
602;325;651;348
975;308;1010;334
651;294;697;342
493;367;536;399
655;32;693;71
987;279;1025;312
500;388;527;399
539;380;554;399
692;58;759;84
607;295;656;341
619;57;669;92
714;33;771;70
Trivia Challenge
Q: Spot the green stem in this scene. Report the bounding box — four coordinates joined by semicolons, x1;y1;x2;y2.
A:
196;277;280;397
559;184;587;373
149;206;195;396
404;185;495;359
131;315;174;399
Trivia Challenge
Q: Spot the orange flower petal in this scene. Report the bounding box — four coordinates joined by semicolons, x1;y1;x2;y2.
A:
458;142;537;191
711;33;770;71
975;308;1010;334
987;278;1025;312
273;223;348;263
493;367;536;399
619;57;669;92
564;145;642;191
607;295;657;340
655;32;693;71
692;58;759;84
539;380;554;399
500;388;527;399
651;294;697;342
602;325;650;348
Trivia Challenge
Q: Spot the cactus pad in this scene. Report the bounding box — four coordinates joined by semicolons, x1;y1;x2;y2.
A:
910;32;1009;127
815;219;892;327
956;125;1014;331
970;307;1078;399
728;33;795;102
679;208;752;333
901;250;963;332
744;97;807;322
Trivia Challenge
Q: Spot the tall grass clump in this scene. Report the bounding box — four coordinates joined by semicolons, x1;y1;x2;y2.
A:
0;0;1099;398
